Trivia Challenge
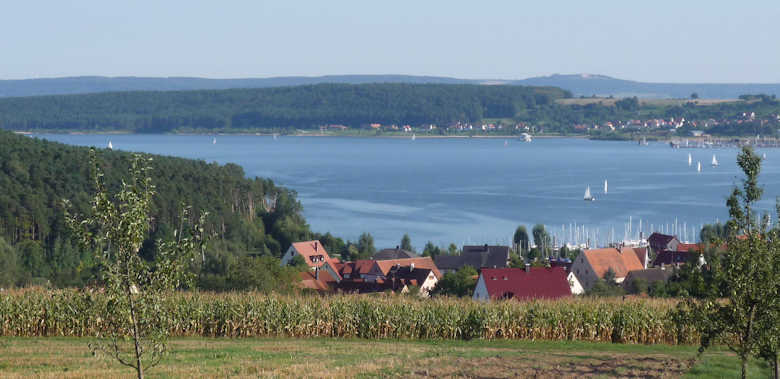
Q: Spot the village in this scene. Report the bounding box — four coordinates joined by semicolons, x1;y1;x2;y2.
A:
281;231;705;300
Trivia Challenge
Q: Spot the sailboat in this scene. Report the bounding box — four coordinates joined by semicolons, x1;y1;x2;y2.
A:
688;153;692;166
212;137;217;145
504;140;508;147
584;186;595;201
711;154;718;167
604;180;608;194
697;161;702;172
763;153;767;159
107;141;113;150
411;133;416;141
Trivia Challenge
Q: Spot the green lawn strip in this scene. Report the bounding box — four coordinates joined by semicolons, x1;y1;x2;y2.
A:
0;336;773;378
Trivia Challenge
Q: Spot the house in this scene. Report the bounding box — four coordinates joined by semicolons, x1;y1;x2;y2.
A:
647;233;680;255
652;250;695;267
280;240;334;270
472;266;572;301
622;268;674;291
570;247;645;290
651;243;702;267
373;247;418;260
336;257;441;296
434;244;510;274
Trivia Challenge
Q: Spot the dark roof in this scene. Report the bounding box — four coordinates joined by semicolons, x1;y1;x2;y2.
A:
435;245;510;271
622;268;674;289
652;250;695;266
373;248;418;260
479;267;571;300
648;233;678;251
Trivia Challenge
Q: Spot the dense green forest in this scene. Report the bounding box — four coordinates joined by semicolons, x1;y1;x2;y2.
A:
0;83;568;132
0;130;320;289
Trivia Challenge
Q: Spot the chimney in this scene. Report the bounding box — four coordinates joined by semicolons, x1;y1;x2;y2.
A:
396;245;400;251
524;263;530;273
313;241;318;252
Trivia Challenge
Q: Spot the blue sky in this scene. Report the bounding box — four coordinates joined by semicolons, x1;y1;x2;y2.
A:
2;1;779;82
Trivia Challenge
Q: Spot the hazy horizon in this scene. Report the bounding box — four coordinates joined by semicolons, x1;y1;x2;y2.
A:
2;1;779;83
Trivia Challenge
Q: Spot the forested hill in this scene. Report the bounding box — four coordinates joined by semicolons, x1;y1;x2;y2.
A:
0;130;311;287
0;75;474;98
0;83;569;133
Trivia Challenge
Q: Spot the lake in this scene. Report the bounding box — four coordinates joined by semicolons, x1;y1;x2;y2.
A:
35;134;780;250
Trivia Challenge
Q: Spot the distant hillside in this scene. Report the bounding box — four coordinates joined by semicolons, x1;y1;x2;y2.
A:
512;74;780;99
2;74;778;99
0;75;474;98
0;83;568;132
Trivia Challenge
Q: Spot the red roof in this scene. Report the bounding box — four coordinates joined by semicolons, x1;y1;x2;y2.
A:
290;240;333;268
298;269;337;292
340;260;377;277
375;257;441;278
583;247;644;279
676;243;701;252
479;267;571;300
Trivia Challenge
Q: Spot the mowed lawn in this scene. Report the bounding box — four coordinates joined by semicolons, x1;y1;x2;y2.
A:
0;337;771;378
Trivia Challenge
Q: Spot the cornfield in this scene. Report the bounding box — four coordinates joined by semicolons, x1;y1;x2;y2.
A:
0;289;697;344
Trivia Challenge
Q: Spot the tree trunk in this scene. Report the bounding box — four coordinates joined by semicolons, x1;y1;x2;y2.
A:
741;355;747;379
774;353;779;379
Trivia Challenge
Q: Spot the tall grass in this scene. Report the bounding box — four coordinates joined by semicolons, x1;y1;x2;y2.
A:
0;289;696;344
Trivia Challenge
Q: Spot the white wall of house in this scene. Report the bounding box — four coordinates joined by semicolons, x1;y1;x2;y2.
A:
567;272;584;295
472;275;489;301
419;272;438;297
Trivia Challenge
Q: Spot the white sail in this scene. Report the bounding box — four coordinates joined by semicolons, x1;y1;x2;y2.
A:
212;137;217;144
604;180;608;194
697;161;702;172
504;140;508;147
584;186;594;201
107;141;113;150
711;154;718;166
763;153;767;159
688;153;692;166
412;133;416;141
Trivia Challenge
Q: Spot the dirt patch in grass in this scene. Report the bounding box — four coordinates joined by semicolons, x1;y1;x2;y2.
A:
400;352;691;378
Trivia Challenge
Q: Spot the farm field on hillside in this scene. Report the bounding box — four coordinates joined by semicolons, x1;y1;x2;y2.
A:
0;337;771;378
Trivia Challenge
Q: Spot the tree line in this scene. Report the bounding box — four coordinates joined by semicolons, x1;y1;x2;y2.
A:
0;83;569;132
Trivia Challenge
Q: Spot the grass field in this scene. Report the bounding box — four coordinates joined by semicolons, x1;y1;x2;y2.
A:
0;337;771;378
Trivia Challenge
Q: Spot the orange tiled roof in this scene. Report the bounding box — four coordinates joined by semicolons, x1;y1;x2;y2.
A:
291;240;332;268
583;247;644;279
676;243;701;252
340;260;377;276
375;257;441;278
298;270;337;291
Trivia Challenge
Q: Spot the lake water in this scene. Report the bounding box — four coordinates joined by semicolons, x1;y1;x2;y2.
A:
35;134;780;250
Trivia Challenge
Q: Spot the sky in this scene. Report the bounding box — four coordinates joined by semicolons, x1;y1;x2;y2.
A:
2;1;779;83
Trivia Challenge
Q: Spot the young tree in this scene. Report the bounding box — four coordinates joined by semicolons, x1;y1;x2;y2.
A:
422;241;441;258
513;225;529;254
356;232;375;259
400;233;413;252
65;151;206;379
686;146;780;379
532;224;551;258
431;266;478;297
